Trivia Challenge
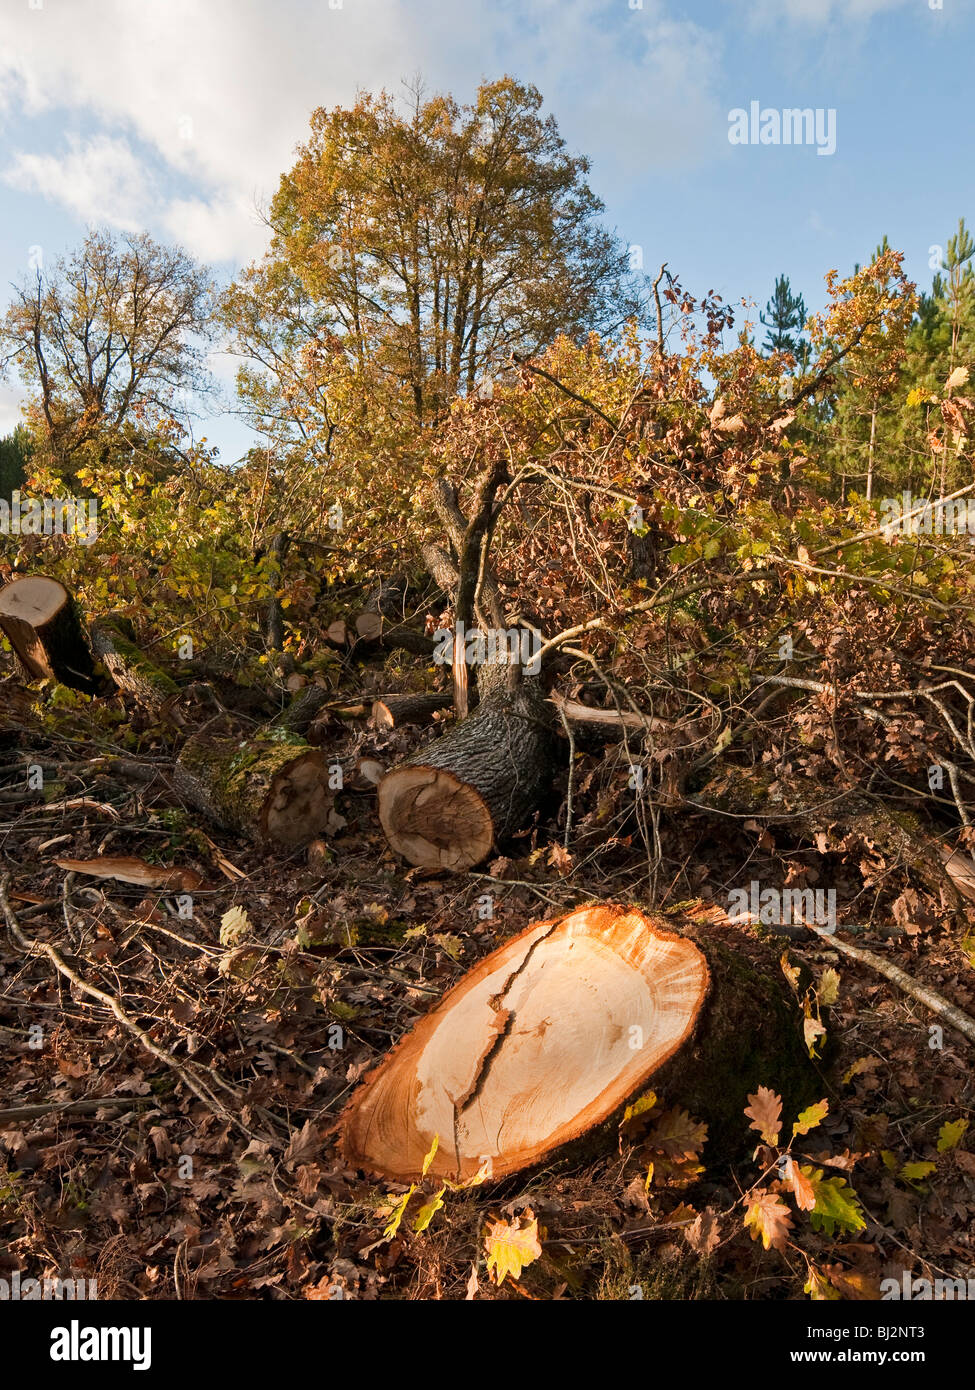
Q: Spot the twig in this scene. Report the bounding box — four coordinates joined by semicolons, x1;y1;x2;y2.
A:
0;873;268;1142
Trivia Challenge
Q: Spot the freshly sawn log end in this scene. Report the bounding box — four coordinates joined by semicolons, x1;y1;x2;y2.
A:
378;765;494;871
0;574;102;694
377;685;556;871
338;905;710;1184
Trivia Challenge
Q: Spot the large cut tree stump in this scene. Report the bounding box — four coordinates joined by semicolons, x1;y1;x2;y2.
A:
175;735;331;846
90;617;178;710
338;904;817;1183
0;575;102;694
378;683;556;871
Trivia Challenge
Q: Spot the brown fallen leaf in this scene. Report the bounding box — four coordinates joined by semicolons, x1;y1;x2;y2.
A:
54;855;203;892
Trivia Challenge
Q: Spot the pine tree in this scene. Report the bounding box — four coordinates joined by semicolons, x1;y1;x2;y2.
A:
759;275;807;359
0;425;30;499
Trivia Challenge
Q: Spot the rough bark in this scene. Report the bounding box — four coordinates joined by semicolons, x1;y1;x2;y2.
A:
378;681;556;871
0;575;102;695
270;685;333;736
338;903;817;1183
175;734;331;846
90;617;178;709
372;692;452;729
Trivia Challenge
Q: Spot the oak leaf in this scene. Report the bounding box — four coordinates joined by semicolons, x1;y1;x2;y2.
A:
484;1211;543;1285
744;1087;782;1146
744;1190;793;1250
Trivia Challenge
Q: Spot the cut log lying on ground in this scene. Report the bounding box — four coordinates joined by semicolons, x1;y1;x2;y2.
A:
0;575;103;695
270;684;333;736
90;616;179;709
377;681;556;871
350;612;434;657
175;734;331;846
338;903;817;1183
690;767;963;907
372;692;452;729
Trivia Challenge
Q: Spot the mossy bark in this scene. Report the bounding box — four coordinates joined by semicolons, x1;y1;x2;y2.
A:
175;734;330;846
647;916;821;1157
91;619;178;709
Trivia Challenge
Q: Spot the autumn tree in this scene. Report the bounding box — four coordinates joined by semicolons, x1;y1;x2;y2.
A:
810;246;917;501
225;76;649;445
0;230;215;485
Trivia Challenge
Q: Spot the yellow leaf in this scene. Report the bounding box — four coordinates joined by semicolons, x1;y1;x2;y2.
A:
803;1012;827;1058
484;1211;543;1286
805;1265;841;1301
817;967;841;1007
413;1184;446;1232
420;1134;440;1177
220;905;253;946
937;1119;969;1153
793;1098;829;1138
842;1057;874;1086
383;1186;415;1239
899;1160;936;1183
744;1190;793;1250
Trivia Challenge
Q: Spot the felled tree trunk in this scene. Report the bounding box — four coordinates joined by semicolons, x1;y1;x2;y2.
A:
0;575;102;695
378;681;556;871
339;903;817;1183
90;617;178;709
690;768;957;906
270;685;333;736
175;735;331;846
372;692;452;729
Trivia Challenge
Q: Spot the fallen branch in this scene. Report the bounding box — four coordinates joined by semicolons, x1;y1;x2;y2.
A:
0;1095;154;1125
807;923;975;1046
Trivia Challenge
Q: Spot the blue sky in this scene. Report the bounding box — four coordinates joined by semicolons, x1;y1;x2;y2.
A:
0;0;971;461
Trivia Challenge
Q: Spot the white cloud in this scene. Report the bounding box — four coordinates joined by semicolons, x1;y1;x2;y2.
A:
0;0;725;263
739;0;912;23
0;383;25;438
4;133;153;232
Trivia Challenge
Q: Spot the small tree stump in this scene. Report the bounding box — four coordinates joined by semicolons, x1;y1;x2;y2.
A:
0;575;101;694
175;735;331;846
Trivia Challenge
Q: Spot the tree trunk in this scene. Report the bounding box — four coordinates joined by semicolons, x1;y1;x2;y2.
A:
338;903;817;1183
90;617;178;709
372;692;452;729
377;682;556;871
270;685;333;736
175;735;331;846
0;575;102;695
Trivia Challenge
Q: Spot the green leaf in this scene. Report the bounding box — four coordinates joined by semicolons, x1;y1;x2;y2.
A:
899;1160;936;1184
807;1171;867;1237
